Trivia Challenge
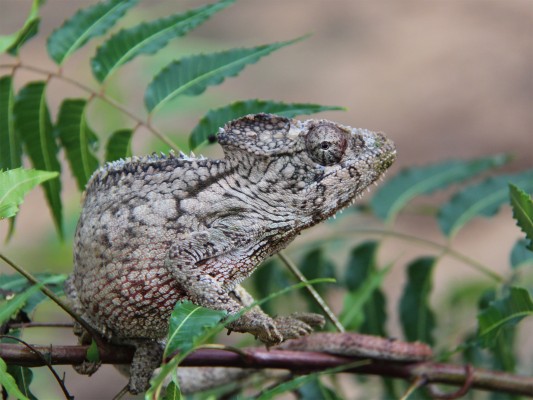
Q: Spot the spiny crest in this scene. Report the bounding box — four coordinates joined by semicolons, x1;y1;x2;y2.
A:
85;149;206;189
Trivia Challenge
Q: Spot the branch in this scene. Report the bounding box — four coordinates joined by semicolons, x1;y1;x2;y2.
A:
1;343;531;396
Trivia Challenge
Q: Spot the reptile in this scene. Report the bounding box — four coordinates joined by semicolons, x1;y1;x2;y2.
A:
66;113;396;393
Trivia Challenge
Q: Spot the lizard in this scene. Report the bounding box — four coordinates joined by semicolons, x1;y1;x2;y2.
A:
65;113;396;393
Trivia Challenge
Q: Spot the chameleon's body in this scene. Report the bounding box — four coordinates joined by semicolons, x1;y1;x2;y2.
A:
67;114;396;392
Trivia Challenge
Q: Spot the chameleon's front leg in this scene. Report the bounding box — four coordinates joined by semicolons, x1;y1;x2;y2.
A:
167;230;284;345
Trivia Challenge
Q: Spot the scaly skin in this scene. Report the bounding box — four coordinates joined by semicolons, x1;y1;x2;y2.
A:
67;113;396;393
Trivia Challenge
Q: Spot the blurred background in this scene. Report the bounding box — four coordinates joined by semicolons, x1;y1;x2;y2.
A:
1;0;532;398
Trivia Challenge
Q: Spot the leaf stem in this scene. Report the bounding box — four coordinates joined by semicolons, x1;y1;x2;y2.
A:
0;62;180;151
277;251;345;332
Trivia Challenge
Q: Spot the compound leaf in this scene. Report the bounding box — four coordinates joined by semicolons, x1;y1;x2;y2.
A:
477;287;533;347
92;0;235;82
47;0;138;64
371;154;509;222
399;257;436;345
0;0;43;56
438;169;533;237
0;76;21;170
165;300;226;358
0;168;58;219
145;38;304;113
57;99;99;190
0;358;29;400
509;183;533;251
510;239;533;269
14;82;62;237
105;129;133;161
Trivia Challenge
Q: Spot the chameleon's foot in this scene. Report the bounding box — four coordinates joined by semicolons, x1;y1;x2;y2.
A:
229;310;325;346
274;312;326;340
128;341;164;394
228;310;283;346
74;360;102;376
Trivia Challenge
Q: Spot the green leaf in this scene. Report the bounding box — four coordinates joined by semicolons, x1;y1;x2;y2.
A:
0;273;66;315
0;168;59;219
105;129;133;161
164;300;226;358
161;381;181;400
477;287;533;347
252;258;290;315
47;0;139;64
189;99;345;150
0;284;43;326
57;99;99;190
86;339;100;363
0;358;29;400
256;361;365;400
0;0;42;56
438;169;533;237
300;248;336;314
342;241;388;335
340;261;391;331
6;366;36;400
371;154;509;222
145;37;305;113
92;0;235;82
14;82;62;236
297;378;342;400
509;183;533;251
0;76;21;169
510;239;533;269
399;257;436;345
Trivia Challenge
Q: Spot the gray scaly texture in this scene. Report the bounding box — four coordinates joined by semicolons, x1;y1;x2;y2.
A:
66;113;396;393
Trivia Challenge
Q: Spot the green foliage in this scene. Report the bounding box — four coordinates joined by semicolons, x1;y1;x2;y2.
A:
189;99;344;150
0;357;29;400
56;99;99;190
14;82;63;237
161;381;181;400
399;257;436;345
144;38;303;113
0;76;20;170
297;379;343;400
300;248;336;313
477;287;533;347
164;300;226;358
47;0;138;64
0;285;43;326
439;170;533;237
5;366;36;400
148;301;226;399
91;0;235;82
341;241;388;335
371;154;508;222
0;168;58;219
105;129;133;161
0;0;43;56
0;273;65;316
509;184;533;251
510;239;533;269
1;1;532;398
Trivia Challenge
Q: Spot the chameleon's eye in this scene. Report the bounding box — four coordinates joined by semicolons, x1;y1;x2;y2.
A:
306;123;348;166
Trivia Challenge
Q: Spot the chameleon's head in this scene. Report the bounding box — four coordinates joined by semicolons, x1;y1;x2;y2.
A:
218;114;396;225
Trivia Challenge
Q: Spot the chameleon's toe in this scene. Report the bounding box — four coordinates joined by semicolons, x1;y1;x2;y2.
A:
274;315;318;340
288;312;326;329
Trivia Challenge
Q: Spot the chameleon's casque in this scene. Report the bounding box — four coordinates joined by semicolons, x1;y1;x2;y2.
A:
67;113;396;392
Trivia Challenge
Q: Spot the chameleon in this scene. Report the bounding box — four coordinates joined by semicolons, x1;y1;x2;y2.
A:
66;113;396;393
